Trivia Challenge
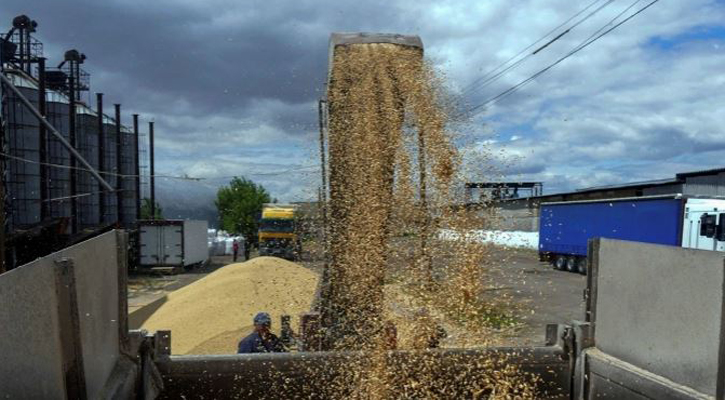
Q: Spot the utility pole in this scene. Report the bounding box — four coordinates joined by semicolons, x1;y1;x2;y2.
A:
68;75;77;234
38;57;48;220
148;121;155;220
115;104;122;226
0;68;6;273
133;114;140;220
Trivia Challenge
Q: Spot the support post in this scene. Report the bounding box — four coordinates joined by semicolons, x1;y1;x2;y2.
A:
68;75;77;234
149;121;155;220
0;72;5;273
114;104;122;225
96;93;105;224
38;57;48;220
54;258;88;399
133;114;140;220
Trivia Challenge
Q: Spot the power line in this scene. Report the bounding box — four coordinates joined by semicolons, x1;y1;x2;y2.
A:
1;152;320;182
460;0;603;95
466;0;659;115
460;0;614;98
0;152;203;181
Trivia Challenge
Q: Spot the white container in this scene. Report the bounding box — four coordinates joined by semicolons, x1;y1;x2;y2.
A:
138;220;209;268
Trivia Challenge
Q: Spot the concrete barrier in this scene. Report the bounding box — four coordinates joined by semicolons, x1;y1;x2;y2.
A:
586;238;725;398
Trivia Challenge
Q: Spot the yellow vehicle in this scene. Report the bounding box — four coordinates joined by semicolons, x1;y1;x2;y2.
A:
258;204;300;260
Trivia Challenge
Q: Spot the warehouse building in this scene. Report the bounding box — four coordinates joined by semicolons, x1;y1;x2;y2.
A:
488;167;725;232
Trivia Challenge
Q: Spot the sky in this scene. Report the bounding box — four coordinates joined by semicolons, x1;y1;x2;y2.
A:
2;0;724;219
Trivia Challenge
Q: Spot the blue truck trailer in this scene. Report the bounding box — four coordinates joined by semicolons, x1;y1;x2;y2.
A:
539;195;725;274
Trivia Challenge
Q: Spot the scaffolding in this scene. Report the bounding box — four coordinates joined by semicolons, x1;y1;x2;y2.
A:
3;74;41;230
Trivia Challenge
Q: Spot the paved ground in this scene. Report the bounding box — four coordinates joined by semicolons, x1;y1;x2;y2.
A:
483;248;587;345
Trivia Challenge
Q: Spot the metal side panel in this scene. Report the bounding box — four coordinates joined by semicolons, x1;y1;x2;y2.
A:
585;350;712;400
155;346;571;399
326;32;423;91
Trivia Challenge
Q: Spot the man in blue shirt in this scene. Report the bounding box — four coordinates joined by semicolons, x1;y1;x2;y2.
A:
237;312;287;353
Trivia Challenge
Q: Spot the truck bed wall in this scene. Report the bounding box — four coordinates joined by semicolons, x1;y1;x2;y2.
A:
155;347;571;399
539;197;683;257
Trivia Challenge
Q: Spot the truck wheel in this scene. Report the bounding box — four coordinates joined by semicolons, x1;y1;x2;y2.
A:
553;255;567;271
566;256;577;272
577;257;588;275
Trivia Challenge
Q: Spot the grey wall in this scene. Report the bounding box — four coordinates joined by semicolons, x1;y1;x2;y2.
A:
0;253;67;398
642;183;684;196
593;239;725;396
683;172;725;197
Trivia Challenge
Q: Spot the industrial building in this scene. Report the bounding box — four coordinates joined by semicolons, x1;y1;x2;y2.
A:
488;167;725;232
0;15;154;270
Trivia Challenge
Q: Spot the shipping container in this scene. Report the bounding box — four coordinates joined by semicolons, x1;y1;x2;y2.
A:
539;195;725;274
138;220;209;269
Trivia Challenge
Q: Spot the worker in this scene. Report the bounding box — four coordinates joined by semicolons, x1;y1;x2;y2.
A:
232;239;239;262
237;312;287;354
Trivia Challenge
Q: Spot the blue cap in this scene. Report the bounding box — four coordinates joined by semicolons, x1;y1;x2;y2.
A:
254;312;272;327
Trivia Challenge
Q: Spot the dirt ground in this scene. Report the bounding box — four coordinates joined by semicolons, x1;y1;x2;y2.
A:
128;246;585;348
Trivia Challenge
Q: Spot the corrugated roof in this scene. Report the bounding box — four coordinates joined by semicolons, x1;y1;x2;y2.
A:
676;167;725;178
575;177;680;193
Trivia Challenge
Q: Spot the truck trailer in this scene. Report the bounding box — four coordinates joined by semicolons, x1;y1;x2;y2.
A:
539;194;725;274
138;219;209;271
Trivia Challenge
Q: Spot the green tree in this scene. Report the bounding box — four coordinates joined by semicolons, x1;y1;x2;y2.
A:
140;198;164;219
215;177;271;244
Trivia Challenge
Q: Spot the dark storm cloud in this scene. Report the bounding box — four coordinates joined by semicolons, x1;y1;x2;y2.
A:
0;0;410;117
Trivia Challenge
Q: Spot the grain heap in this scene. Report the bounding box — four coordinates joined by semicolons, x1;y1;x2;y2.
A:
141;257;318;355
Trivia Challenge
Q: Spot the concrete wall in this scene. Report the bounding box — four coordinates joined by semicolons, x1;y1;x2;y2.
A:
593;239;725;396
494;207;539;232
0;260;67;398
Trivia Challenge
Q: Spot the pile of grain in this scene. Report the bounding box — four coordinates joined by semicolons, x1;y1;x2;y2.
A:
141;257;318;355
